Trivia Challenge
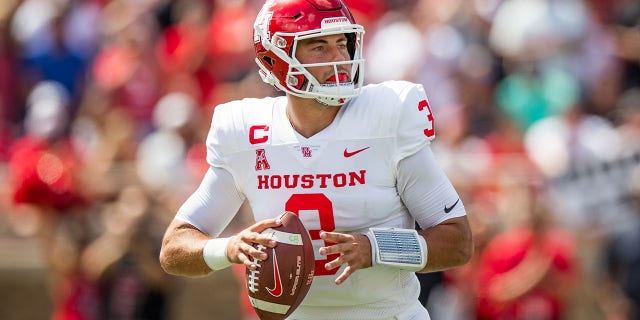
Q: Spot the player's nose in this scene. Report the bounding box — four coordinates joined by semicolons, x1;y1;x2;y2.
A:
328;45;349;62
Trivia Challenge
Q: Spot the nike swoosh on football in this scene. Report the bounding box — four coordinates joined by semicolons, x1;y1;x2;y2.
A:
444;199;460;213
343;147;370;157
266;248;283;297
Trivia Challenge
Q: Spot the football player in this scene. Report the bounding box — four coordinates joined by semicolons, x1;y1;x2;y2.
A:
159;0;473;319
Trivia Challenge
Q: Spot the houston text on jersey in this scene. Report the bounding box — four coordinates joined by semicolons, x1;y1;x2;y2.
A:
257;170;366;189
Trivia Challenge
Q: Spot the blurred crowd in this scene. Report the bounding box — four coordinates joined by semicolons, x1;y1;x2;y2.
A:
0;0;638;319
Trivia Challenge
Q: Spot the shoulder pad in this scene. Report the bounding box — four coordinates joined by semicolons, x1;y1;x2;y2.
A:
206;98;277;167
351;81;435;163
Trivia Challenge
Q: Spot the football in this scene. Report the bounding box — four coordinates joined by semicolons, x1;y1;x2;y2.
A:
245;211;315;320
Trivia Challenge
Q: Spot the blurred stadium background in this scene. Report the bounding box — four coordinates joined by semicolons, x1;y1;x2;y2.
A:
0;0;638;319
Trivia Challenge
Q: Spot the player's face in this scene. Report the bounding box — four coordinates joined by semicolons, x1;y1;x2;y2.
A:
295;34;352;84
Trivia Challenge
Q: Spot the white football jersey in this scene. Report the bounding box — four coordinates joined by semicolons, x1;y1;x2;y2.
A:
197;80;458;319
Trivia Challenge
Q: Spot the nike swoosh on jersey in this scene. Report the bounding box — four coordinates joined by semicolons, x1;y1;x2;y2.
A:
266;248;283;297
343;147;370;157
444;199;460;213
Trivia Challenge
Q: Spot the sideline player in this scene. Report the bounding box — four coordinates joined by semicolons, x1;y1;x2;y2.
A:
159;0;473;319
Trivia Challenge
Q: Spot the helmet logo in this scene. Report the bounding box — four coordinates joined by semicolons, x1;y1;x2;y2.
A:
254;10;273;44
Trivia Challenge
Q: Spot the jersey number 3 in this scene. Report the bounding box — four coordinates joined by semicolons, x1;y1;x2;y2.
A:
285;193;339;276
418;99;435;137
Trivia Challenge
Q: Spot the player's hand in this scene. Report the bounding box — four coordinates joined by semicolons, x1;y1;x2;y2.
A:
227;218;282;270
319;231;372;285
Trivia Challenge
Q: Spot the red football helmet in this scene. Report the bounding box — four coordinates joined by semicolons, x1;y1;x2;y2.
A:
253;0;365;106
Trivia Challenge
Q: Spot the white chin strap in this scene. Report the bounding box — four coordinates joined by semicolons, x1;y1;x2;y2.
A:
311;82;356;106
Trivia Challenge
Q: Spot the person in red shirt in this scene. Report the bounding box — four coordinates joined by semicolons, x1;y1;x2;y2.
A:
475;197;577;320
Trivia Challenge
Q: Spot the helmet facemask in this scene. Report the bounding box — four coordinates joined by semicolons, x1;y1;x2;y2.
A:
289;29;365;106
254;12;365;106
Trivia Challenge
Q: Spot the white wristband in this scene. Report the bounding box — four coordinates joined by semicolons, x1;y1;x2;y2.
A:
203;237;233;271
365;228;428;272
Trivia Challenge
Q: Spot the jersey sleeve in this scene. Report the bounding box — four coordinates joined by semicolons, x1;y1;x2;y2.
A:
175;166;245;236
397;145;466;228
392;82;436;165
